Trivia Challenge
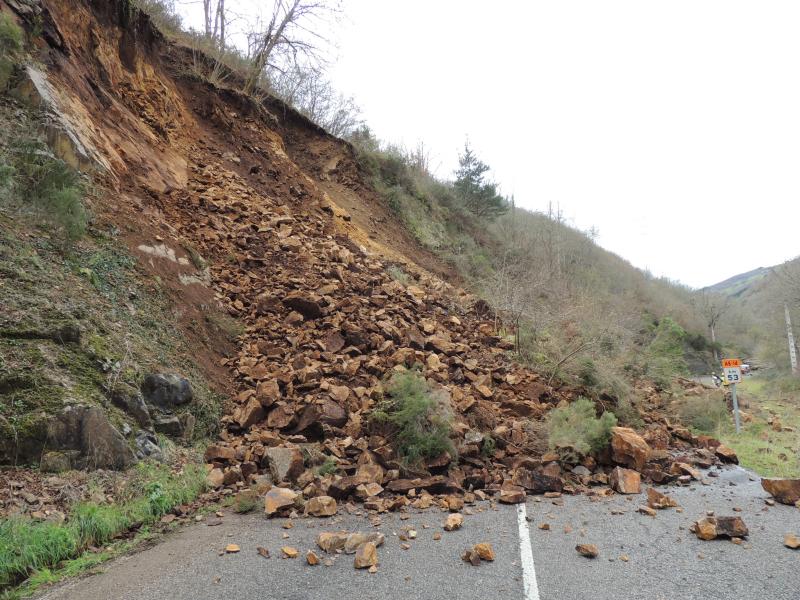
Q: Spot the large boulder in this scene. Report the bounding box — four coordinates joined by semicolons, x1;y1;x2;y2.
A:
610;467;641;494
511;467;563;494
265;447;305;483
610;427;651;471
153;415;184;437
79;407;137;470
47;405;136;470
762;478;800;505
109;385;152;429
292;400;347;438
141;374;193;409
693;516;748;540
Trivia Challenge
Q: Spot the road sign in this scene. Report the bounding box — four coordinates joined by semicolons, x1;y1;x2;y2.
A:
723;366;742;384
721;358;742;433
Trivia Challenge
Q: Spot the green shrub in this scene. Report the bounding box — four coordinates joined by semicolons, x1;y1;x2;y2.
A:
480;434;496;458
679;396;729;433
547;397;617;455
315;456;338;476
644;317;689;389
0;13;23;52
387;265;410;285
232;490;258;514
372;370;455;466
0;13;23;91
1;133;88;241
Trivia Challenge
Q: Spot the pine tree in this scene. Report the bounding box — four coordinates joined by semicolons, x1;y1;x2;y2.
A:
454;142;508;219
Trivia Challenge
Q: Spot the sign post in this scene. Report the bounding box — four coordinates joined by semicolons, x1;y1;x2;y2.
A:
722;358;742;433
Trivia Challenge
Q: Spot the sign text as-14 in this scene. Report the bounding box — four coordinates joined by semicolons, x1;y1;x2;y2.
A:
722;358;742;369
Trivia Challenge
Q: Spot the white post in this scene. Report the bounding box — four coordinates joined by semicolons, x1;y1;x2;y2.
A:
786;304;798;375
731;383;741;433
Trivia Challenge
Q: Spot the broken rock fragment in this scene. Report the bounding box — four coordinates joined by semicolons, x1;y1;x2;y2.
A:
610;427;651;471
693;516;749;540
264;487;299;516
354;542;378;569
715;444;738;464
575;544;599;558
444;513;464;531
473;542;495;561
265;447;305;483
784;534;800;549
304;496;338;517
646;487;678;509
761;478;800;505
610;467;641;494
498;483;526;504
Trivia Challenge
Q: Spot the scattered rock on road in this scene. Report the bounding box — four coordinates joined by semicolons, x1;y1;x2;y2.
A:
647;487;678;509
225;544;240;553
354;542;378;569
304;495;337;517
784;534;800;549
761;478;800;505
693;516;749;540
638;505;657;517
474;542;495;561
576;544;599;558
444;513;464;531
306;550;320;565
264;487;299;516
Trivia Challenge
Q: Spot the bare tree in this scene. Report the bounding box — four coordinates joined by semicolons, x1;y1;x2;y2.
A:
267;65;362;137
693;289;727;362
201;0;226;47
242;0;337;97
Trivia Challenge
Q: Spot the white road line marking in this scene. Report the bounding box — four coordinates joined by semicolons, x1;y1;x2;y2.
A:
516;503;541;600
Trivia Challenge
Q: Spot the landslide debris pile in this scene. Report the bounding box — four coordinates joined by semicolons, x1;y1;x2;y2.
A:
185;157;740;508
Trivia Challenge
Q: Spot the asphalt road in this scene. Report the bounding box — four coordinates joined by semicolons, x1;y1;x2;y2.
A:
39;466;800;600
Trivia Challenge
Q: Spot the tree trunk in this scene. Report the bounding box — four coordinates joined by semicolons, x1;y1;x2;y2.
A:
709;323;719;363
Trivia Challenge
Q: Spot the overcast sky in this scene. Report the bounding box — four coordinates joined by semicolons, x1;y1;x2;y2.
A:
181;1;800;289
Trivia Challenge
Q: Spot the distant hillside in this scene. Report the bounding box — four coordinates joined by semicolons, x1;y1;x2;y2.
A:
712;258;800;371
706;267;771;298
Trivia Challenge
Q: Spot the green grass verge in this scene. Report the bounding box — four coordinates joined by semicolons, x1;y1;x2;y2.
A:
0;462;207;592
691;377;800;478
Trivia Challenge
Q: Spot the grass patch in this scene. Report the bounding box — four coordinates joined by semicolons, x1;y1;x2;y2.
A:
315;456;338;476
231;490;258;514
0;130;88;242
0;13;23;90
0;462;207;589
372;369;455;467
678;394;729;433
547;397;617;456
387;265;411;285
